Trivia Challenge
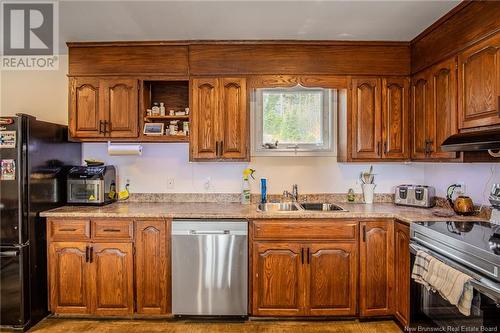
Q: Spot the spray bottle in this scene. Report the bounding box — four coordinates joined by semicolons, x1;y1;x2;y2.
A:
241;168;255;204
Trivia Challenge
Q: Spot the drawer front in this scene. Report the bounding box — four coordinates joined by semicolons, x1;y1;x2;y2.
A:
92;219;133;241
48;219;91;241
252;220;358;240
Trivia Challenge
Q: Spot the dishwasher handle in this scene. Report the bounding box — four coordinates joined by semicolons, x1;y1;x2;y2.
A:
189;230;230;235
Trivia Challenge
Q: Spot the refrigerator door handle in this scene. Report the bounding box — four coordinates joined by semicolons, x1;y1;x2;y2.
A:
0;250;20;257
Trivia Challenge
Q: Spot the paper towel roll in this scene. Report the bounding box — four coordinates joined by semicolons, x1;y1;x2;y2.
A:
107;142;143;156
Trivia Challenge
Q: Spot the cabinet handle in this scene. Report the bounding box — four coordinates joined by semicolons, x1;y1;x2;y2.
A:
215;141;219;157
384;142;388;155
85;246;90;262
301;248;304;265
362;225;366;242
103;228;121;232
220;141;224;157
104;120;110;135
307;248;310;264
59;228;76;232
377;142;381;156
99;120;104;134
89;246;93;263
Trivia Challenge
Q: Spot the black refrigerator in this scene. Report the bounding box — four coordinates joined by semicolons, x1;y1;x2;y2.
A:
0;114;81;331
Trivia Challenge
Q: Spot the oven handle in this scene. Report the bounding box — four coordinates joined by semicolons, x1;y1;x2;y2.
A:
410;242;500;304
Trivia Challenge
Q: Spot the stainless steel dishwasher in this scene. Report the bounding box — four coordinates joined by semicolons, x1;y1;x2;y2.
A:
171;219;248;316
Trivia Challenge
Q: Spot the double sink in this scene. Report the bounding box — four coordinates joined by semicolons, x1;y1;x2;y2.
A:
257;202;347;212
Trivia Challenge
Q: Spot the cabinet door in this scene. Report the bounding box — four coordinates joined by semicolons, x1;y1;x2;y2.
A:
191;78;220;160
48;242;91;314
69;77;104;138
411;71;432;160
351;77;382;160
458;34;500;129
219;78;248;160
306;242;357;316
381;77;409;160
91;243;134;316
252;242;305;316
359;221;394;317
430;58;459;159
135;220;169;314
394;222;410;327
101;79;139;138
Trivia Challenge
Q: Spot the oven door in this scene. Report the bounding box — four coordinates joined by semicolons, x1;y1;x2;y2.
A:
67;180;103;204
409;242;500;331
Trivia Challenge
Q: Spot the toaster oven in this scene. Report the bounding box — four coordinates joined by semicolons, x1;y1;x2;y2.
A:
67;165;116;205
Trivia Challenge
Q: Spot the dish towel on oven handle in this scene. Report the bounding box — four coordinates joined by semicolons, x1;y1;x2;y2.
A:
411;250;474;316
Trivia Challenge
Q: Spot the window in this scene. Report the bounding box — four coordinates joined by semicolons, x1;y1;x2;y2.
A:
252;86;336;156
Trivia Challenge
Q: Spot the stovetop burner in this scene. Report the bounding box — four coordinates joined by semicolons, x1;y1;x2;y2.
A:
414;221;500;256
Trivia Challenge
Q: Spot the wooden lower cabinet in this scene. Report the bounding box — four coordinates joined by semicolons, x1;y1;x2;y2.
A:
135;220;169;314
394;221;410;327
48;242;134;316
307;242;357;316
48;242;91;314
251;240;357;316
91;243;134;316
252;242;305;316
359;220;395;317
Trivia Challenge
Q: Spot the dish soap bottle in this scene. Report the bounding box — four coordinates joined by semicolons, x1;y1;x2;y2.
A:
241;168;255;204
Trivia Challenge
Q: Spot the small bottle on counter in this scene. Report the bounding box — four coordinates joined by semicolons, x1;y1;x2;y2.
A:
159;102;166;116
347;188;355;202
169;109;175;116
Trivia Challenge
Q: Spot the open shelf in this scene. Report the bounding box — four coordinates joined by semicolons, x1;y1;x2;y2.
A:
140;79;190;142
144;115;189;121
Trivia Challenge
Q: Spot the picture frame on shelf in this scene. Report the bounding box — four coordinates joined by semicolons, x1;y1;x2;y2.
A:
143;123;164;136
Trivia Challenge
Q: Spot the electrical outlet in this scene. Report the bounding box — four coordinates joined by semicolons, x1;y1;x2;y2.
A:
167;178;175;189
204;177;211;191
456;182;466;195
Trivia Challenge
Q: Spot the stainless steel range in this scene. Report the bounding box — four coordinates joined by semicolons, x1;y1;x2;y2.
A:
410;221;500;330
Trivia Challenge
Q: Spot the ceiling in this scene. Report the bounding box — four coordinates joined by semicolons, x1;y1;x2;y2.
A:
58;0;459;53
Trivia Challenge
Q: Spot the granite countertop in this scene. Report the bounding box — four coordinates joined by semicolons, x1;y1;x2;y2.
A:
40;202;490;224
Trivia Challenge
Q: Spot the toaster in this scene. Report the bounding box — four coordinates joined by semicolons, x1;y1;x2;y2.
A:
394;185;435;208
67;165;117;205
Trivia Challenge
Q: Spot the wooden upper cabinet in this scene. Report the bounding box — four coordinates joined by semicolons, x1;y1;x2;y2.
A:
135;220;169;315
411;71;432;160
101;79;139;138
382;77;409;159
431;58;458;159
411;58;458;161
458;33;500;129
191;78;220;159
48;242;91;314
220;78;248;159
190;77;248;161
252;242;305;316
91;243;134;316
351;77;382;160
306;242;357;316
69;77;103;138
394;222;410;328
69;77;139;139
359;220;394;317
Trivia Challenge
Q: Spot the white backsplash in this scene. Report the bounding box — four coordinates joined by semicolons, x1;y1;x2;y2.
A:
82;143;424;195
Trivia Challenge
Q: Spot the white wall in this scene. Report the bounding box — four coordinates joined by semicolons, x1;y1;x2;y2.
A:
1;55;69;124
82;143;425;194
423;163;499;205
1;55;497;202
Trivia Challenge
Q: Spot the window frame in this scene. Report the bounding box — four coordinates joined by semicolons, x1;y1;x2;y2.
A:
251;85;337;157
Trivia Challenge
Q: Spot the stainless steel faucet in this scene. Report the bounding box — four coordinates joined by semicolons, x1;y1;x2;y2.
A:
282;184;299;202
292;184;299;202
